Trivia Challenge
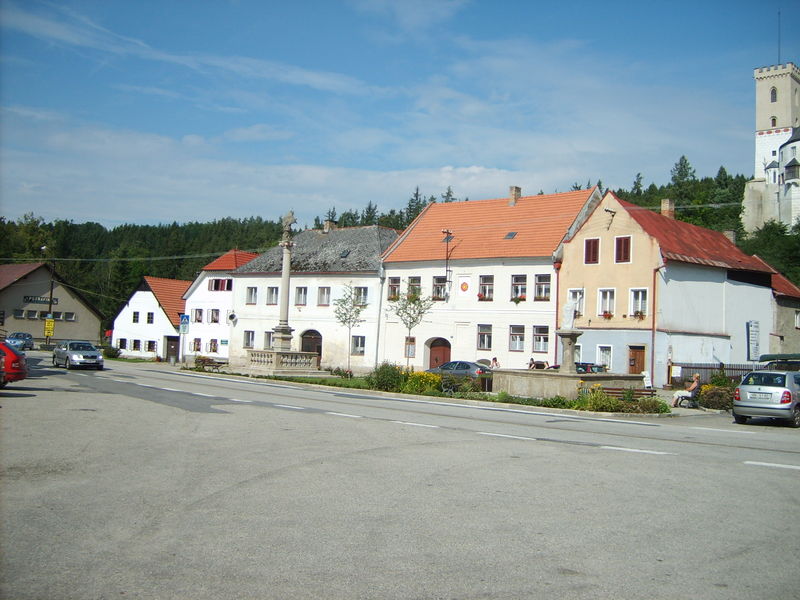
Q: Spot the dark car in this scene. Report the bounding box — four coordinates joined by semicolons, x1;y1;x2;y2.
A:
0;341;29;387
7;332;34;351
427;360;493;379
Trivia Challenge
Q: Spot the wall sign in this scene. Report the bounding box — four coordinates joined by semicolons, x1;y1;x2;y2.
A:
746;320;760;361
24;295;58;305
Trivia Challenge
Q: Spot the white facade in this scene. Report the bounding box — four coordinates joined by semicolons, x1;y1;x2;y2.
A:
380;259;558;371
183;272;236;360
226;272;386;373
112;291;179;360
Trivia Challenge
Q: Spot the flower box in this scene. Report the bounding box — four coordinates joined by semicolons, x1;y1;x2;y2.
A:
602;311;613;319
511;295;526;304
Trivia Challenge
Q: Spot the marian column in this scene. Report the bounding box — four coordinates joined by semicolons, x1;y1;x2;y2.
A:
272;211;296;351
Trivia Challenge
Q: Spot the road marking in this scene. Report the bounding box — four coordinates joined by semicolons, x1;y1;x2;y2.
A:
327;412;362;418
276;404;304;410
192;392;215;397
744;461;800;471
391;421;439;428
478;432;537;441
137;384;155;388
161;388;181;392
231;398;253;403
601;446;675;455
691;427;755;434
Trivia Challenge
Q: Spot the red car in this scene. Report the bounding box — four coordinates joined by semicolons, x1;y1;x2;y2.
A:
0;341;28;387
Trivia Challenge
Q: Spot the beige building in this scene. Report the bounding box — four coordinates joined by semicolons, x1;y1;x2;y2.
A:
0;263;103;345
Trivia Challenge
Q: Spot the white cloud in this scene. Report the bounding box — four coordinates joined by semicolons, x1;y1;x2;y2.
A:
221;124;295;143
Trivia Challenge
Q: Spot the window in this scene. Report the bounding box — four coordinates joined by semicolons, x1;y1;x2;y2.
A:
574;344;582;363
209;309;220;323
568;288;585;316
209;339;218;353
478;275;494;301
786;162;800;181
408;276;421;296
246;286;257;304
533;326;549;353
477;324;492;350
630;289;648;316
534;274;551;301
771;116;777;127
509;325;525;352
147;312;154;324
192;338;201;352
64;312;76;321
25;310;37;319
208;278;233;291
597;345;612;369
295;287;307;305
351;335;365;355
38;311;48;319
771;87;777;103
146;340;156;352
511;275;527;300
615;236;631;263
432;276;447;300
192;308;203;323
52;312;62;320
405;336;416;358
132;339;141;351
118;338;127;350
13;309;23;319
243;331;255;349
132;311;139;323
584;238;600;264
264;331;273;349
317;286;331;306
267;287;279;305
795;310;800;329
599;289;615;315
354;286;368;306
388;277;400;300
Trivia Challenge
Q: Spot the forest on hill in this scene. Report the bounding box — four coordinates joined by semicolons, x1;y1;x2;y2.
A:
1;156;798;324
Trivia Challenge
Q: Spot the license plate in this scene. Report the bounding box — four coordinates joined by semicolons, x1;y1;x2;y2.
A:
749;392;772;400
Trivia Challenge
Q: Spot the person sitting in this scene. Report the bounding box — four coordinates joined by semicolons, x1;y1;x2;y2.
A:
490;357;500;369
528;358;535;369
672;373;700;407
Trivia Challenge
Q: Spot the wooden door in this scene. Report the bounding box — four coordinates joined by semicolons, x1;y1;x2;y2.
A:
429;338;451;368
628;346;645;374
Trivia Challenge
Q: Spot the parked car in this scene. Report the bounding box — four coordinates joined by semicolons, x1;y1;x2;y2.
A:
733;370;800;427
4;337;28;353
52;341;104;370
759;353;800;371
7;332;34;350
0;341;29;387
426;360;493;379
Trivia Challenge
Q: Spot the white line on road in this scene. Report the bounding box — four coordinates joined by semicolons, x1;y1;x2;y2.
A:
327;412;362;418
477;432;537;441
744;461;800;471
231;398;253;403
160;388;181;392
691;427;755;434
192;392;215;397
601;446;676;455
276;404;304;410
391;421;440;428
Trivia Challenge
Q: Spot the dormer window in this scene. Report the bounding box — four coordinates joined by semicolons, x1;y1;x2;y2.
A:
504;232;517;239
770;87;777;103
785;158;800;181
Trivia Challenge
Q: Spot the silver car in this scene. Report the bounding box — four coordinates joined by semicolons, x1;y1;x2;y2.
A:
53;341;104;370
733;370;800;427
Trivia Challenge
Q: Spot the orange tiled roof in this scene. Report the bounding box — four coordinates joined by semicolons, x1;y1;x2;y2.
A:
144;276;193;328
0;262;45;291
771;271;800;299
383;189;597;262
202;249;259;271
617;197;773;273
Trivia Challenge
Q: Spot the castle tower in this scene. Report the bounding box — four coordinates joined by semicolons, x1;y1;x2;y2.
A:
753;63;800;178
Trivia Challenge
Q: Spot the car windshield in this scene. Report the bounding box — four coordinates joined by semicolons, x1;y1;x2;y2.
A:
742;372;786;387
69;343;96;351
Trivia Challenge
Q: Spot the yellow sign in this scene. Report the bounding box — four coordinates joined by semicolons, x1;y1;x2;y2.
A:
44;319;55;337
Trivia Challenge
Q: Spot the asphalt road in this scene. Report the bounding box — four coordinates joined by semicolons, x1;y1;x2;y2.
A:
2;353;799;599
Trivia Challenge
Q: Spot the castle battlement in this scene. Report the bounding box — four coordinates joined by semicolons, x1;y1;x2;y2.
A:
754;62;800;79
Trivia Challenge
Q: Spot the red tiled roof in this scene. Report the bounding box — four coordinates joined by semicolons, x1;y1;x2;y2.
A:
616;197;773;273
0;262;45;291
771;271;800;299
144;276;192;327
383;189;597;262
202;249;259;271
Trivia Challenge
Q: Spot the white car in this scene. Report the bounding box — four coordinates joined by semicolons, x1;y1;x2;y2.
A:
52;341;104;370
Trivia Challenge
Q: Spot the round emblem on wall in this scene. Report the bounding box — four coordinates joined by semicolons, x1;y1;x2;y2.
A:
460;282;469;292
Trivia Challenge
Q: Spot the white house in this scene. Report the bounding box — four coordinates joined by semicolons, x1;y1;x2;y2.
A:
380;186;602;371
227;224;399;373
182;249;258;361
112;276;192;361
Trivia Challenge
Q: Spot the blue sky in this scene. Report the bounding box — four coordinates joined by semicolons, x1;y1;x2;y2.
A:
1;0;797;229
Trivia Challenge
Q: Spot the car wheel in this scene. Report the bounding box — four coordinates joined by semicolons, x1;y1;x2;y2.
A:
733;413;749;425
52;355;58;366
789;407;800;428
66;357;73;370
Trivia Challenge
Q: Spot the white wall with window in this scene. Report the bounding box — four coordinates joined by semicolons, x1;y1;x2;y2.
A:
112;288;180;361
183;269;240;360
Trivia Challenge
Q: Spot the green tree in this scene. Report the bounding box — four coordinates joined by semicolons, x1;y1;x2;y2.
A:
441;186;456;203
388;287;435;368
631;173;643;196
333;284;366;372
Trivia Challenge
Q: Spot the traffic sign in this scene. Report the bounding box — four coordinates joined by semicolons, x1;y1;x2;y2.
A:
179;313;190;334
44;318;55;337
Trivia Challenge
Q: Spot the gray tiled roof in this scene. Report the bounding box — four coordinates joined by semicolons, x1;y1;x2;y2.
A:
235;225;398;274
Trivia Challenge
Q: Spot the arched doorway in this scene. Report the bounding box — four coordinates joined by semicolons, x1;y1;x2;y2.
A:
428;338;451;369
301;330;322;366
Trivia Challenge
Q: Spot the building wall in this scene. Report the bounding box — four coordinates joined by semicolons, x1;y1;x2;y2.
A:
1;266;102;344
112;291;178;359
183;271;236;359
381;258;557;371
772;297;800;354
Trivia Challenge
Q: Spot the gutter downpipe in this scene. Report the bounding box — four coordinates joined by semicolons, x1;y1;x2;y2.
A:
651;264;665;387
375;263;386;369
554;261;562;365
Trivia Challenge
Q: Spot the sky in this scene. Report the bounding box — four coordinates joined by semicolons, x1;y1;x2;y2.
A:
1;0;798;229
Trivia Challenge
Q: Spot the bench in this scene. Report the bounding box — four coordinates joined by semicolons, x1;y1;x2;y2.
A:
195;356;227;372
599;387;657;401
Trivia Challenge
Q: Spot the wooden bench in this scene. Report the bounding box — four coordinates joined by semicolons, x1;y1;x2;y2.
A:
599;387;657;401
195;356;227;372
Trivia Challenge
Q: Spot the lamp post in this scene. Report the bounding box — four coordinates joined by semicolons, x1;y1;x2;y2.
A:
41;246;55;345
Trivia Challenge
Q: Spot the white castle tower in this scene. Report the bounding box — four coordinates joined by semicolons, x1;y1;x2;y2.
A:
743;62;800;232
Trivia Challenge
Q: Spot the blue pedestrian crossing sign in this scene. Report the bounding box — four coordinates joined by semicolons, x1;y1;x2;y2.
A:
180;313;190;334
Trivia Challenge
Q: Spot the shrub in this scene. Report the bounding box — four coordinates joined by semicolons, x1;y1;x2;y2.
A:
709;369;736;388
699;385;734;410
633;398;671;414
402;371;441;395
366;361;406;392
331;367;353;379
103;346;121;359
574;384;623;412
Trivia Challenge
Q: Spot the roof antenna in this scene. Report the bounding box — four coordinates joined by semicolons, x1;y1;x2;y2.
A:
778;9;781;64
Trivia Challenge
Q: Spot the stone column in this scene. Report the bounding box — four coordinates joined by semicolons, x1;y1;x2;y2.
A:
272;211;296;352
556;329;583;374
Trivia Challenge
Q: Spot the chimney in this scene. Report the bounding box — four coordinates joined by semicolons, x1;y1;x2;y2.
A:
323;220;337;233
509;186;521;206
660;198;675;220
723;230;736;244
